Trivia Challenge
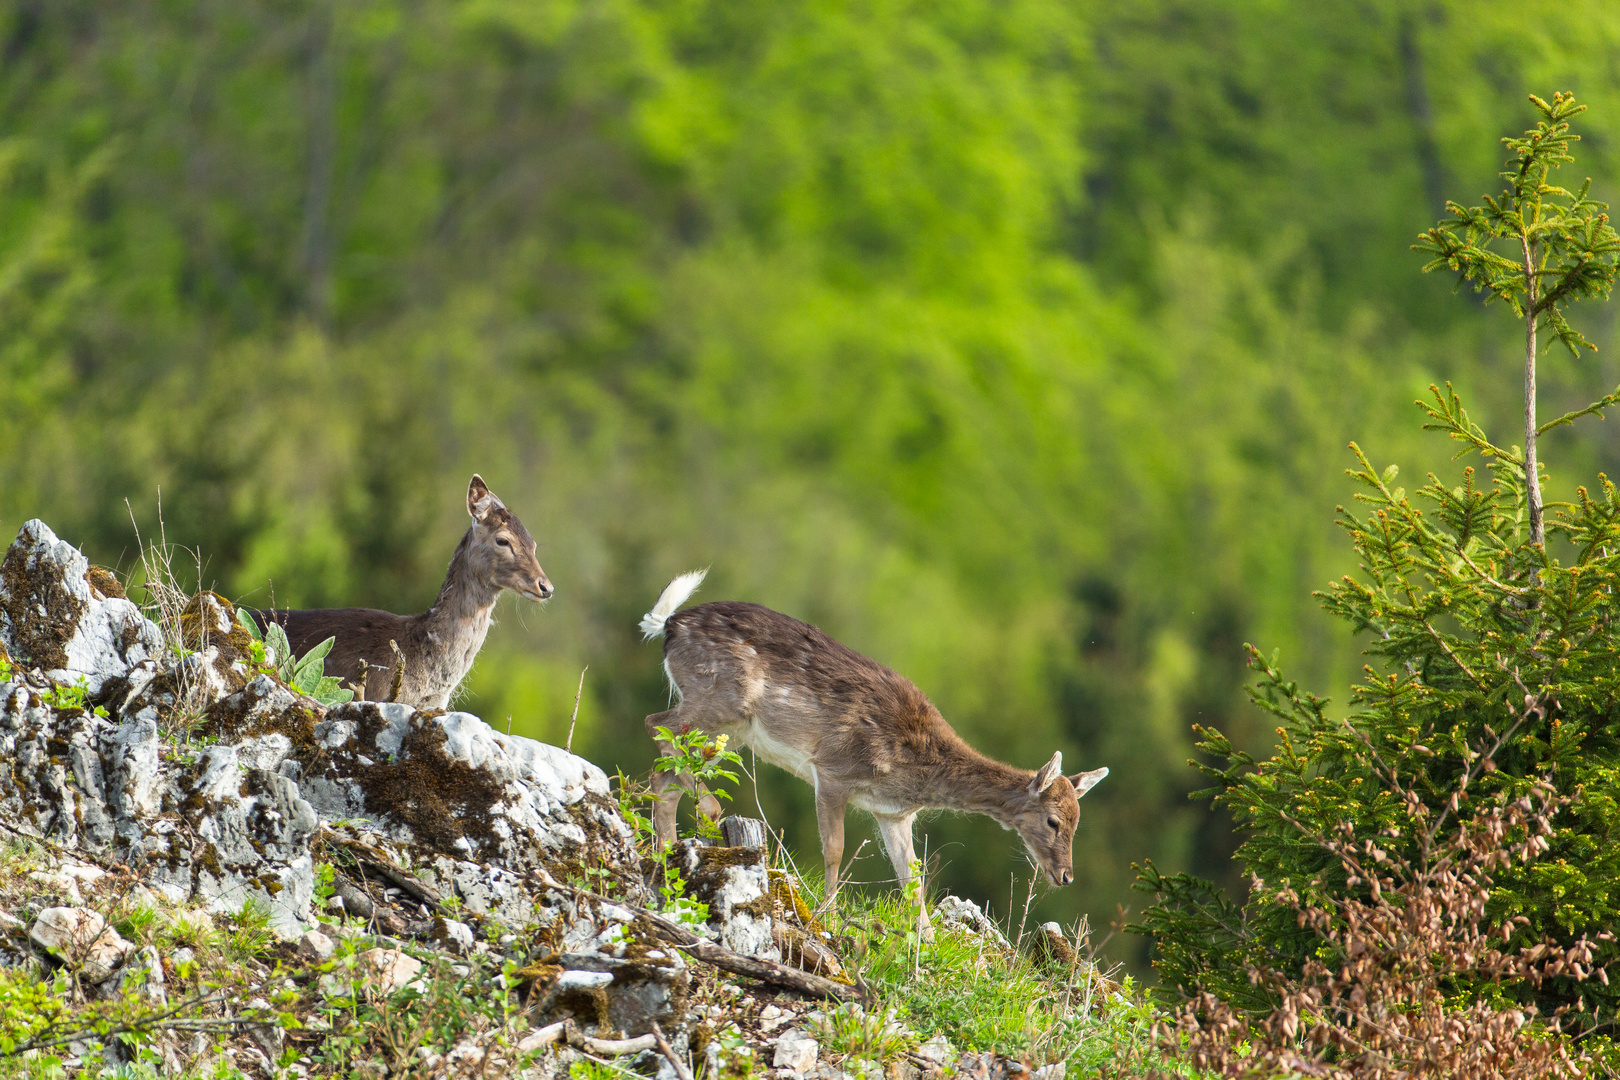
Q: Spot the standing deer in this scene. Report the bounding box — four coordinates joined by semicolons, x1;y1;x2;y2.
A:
254;476;552;709
639;570;1107;937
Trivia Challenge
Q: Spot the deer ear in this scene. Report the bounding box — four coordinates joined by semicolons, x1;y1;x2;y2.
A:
1069;766;1109;797
1029;751;1063;795
467;475;504;521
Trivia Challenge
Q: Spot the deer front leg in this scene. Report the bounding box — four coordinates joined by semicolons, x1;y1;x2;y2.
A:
874;811;933;942
814;777;848;916
644;709;685;846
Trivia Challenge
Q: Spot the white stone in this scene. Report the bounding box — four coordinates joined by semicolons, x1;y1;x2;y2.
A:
1033;1064;1066;1080
118;945;167;1005
60;862;107;887
30;907;134;982
771;1032;819;1073
28;871;84;905
437;918;476;955
934;895;1010;948
298;930;336;962
916;1035;954;1063
445;1041;485;1065
555;969;613;990
355;948;422;995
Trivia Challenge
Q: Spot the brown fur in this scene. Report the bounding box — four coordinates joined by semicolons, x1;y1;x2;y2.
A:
643;598;1106;936
254;476;551;709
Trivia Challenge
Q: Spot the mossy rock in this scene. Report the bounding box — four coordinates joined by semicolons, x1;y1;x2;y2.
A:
83;566;126;600
178;591;255;664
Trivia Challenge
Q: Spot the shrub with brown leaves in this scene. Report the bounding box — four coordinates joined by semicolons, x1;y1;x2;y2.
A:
1158;779;1610;1079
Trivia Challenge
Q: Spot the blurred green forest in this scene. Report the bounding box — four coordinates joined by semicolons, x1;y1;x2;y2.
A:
4;0;1620;972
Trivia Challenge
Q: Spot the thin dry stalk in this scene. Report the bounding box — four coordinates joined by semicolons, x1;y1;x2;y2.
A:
565;665;587;753
125;497;214;736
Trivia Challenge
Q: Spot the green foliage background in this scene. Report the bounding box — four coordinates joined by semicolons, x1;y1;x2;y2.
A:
5;0;1620;970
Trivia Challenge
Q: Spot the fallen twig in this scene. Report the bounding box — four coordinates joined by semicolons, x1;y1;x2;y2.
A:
651;1021;694;1080
517;1020;658;1057
528;868;860;1001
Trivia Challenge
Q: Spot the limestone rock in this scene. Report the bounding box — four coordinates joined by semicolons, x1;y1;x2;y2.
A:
0;520;651;961
324;948;423;997
432;917;476;956
935;895;1010;949
118;945;168;1005
298;929;336;962
679;833;779;961
299;701;644;915
182;729;319;937
540;949;689;1038
0;668;318;938
771;1030;819;1072
30;907;134;982
0;520;163;694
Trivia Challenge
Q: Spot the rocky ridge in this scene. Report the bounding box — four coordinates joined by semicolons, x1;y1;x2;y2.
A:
0;519;1097;1079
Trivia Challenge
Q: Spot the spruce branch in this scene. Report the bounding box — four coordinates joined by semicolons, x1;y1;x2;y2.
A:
1538;384;1620;437
1414;92;1620;546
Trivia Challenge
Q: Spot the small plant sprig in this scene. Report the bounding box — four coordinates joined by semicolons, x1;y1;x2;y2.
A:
653;724;743;839
1414;91;1620;544
237;609;354;707
42;678;109;719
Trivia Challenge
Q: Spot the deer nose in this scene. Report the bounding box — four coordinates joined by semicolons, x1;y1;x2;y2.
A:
536;579;554;599
1059;870;1074;886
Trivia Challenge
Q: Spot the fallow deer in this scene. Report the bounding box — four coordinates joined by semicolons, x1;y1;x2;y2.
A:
638;570;1107;937
254;476;552;709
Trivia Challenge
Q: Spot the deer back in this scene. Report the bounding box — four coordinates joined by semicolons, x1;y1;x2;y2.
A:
662;601;968;805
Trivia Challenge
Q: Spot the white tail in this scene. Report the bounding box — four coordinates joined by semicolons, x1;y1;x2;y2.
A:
639;569;708;640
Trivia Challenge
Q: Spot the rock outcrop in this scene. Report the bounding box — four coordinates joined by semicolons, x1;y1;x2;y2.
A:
0;520;648;957
0;519;1086;1079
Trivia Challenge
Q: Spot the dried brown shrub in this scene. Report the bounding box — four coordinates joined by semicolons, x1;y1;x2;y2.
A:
1158;776;1611;1079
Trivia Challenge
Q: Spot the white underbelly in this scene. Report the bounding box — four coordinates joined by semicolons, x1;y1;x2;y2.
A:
847;788;914;816
738;723;817;784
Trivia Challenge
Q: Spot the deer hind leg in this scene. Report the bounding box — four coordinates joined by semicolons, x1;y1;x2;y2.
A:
874;811;934;942
814;776;849;916
645;709;687;846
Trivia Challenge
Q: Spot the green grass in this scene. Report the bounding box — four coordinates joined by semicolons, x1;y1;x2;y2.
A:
802;883;1183;1074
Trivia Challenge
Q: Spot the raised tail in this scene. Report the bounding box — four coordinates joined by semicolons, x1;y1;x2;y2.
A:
639;569;708;640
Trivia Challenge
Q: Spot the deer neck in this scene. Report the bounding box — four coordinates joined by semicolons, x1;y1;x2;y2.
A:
418;532;500;668
932;742;1033;826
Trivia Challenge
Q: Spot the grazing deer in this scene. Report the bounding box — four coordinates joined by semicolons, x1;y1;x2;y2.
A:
639;570;1107;937
254;476;552;709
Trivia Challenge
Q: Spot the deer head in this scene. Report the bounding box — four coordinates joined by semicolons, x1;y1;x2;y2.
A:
465;475;553;601
1011;752;1108;887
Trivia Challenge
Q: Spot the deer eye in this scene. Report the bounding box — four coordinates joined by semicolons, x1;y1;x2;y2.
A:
496;538;511;549
1047;817;1061;832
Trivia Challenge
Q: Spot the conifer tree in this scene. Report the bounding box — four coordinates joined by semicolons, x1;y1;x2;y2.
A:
1133;94;1620;1036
